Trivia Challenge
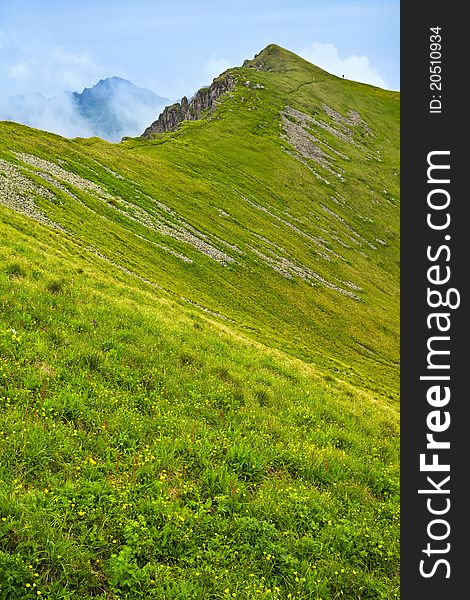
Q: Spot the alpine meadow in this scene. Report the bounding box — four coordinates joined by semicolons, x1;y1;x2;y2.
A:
0;45;400;599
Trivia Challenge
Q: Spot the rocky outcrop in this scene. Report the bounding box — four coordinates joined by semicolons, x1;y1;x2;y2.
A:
142;74;235;137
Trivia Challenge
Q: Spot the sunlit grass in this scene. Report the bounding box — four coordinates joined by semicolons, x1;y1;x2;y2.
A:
0;215;398;598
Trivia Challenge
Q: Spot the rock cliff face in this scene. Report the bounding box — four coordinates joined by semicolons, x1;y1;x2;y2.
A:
142;74;235;137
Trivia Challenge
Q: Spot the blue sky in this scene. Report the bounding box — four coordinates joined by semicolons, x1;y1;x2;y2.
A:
0;0;399;100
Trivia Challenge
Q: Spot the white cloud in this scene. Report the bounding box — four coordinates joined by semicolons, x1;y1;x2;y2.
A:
52;48;96;67
166;57;234;103
298;42;387;89
7;62;30;80
1;41;108;96
0;30;6;47
203;58;232;82
43;49;106;91
0;92;95;138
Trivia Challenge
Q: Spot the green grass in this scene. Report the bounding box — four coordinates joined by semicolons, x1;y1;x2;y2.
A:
0;45;399;598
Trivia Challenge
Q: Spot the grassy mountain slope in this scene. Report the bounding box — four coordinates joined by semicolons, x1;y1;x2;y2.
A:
0;45;399;598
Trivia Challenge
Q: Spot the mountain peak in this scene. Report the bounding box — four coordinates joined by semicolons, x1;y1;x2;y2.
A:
255;43;285;57
71;78;169;141
243;43;327;75
97;76;132;86
82;77;135;94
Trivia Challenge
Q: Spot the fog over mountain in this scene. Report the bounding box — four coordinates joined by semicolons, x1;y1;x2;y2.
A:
0;77;169;142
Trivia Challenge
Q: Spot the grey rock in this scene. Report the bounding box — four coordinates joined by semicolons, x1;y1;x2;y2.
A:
142;74;235;137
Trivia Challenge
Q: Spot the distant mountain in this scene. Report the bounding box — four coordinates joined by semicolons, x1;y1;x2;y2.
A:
70;77;169;141
0;77;169;141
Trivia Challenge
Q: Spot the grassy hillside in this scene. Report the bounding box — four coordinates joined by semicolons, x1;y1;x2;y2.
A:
0;45;399;598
